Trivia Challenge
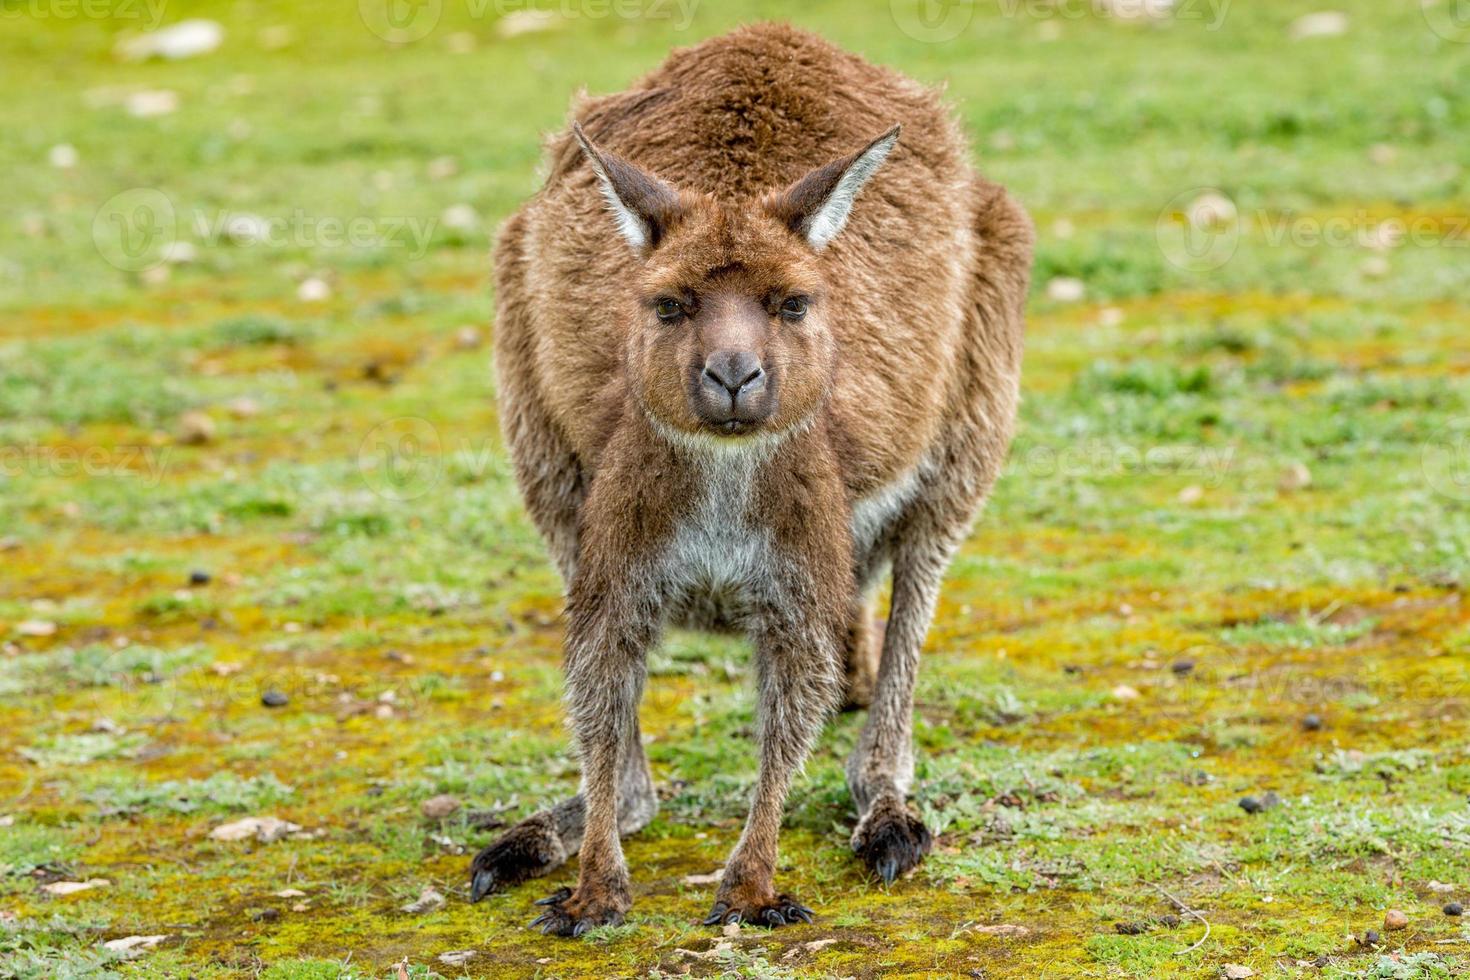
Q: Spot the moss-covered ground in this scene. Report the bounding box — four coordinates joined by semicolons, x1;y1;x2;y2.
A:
3;1;1470;976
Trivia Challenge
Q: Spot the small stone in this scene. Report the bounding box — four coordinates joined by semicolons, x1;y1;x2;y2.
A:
1289;11;1348;40
177;411;216;445
1171;659;1195;676
297;277;331;303
42;879;111;896
1223;967;1255;980
427;157;459;181
441;203;481;233
496;9;558;38
16;620;57;637
1111;684;1141;701
226;397;261;419
1361;929;1381;945
1302;713;1323;731
439;951;476;966
1428;880;1457;893
124;89;179;117
1384;909;1408;930
681;868;725;886
102;934;168;954
274;888;306;898
1445;902;1464;917
453;326;484;350
1239;793;1282;815
189;570;211;586
261;690;289;708
1114;921;1149;935
402;886;445;914
116;19;224;61
722;920;741;938
49;144;79;169
1045;277;1085;303
1278;462;1312;492
972;923;1030;936
420;794;461;820
209;816;301;842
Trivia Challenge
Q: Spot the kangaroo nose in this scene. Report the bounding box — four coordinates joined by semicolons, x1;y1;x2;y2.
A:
703;350;765;396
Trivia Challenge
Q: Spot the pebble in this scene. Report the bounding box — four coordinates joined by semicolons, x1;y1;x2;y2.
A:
1171;659;1195;676
1302;713;1323;731
49;144;79;169
261;690;289;708
189;570;211;586
420;794;462;820
1045;277;1086;303
401;886;445;914
1238;792;1282;815
1361;929;1380;945
1288;11;1349;40
1444;902;1464;917
297;277;331;303
176;411;216;445
1384;909;1408;931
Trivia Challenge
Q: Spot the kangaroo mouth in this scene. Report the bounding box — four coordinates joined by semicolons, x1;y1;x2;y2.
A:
709;418;760;437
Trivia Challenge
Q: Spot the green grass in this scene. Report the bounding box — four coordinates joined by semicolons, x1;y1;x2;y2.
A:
2;0;1469;977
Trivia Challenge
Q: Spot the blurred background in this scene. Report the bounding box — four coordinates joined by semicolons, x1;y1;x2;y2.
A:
2;2;1469;978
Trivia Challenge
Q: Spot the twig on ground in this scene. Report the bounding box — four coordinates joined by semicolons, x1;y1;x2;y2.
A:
1150;882;1211;957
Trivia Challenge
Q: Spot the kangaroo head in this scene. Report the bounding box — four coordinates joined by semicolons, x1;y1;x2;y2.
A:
573;123;901;446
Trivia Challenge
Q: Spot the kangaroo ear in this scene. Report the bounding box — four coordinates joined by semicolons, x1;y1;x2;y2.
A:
769;125;901;251
573;123;683;255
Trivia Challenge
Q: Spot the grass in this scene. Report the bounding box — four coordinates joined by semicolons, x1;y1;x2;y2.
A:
2;0;1469;977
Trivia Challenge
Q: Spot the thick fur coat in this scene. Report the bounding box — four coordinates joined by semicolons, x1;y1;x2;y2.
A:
476;22;1033;936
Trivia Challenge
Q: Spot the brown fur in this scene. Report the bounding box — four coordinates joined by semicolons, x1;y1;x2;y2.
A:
474;22;1033;935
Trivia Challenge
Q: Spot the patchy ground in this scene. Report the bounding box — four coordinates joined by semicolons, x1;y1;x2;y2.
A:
3;1;1470;977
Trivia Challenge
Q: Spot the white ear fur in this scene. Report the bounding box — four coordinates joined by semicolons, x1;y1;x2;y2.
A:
572;123;680;255
804;126;900;250
581;144;653;252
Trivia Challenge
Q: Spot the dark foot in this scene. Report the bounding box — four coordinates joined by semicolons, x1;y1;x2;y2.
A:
852;796;932;885
468;813;567;902
702;894;814;929
528;886;629;938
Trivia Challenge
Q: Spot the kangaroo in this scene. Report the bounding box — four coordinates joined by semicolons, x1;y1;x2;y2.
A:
471;22;1033;936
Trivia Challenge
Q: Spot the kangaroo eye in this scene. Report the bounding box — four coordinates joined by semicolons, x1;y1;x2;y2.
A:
654;298;684;322
780;296;809;320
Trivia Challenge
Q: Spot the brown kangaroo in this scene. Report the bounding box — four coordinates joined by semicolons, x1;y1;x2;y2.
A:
471;22;1033;936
